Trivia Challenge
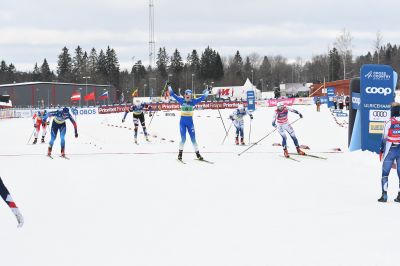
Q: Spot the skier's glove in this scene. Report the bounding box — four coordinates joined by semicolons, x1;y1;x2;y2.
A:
250;115;253;120
203;89;209;98
33;124;37;128
149;113;153;117
13;209;24;228
122;119;125;123
46;121;50;125
299;114;303;118
75;130;78;138
168;86;172;93
379;151;384;162
272;122;277;128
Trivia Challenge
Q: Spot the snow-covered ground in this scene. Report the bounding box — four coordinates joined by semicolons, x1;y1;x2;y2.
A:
0;104;398;266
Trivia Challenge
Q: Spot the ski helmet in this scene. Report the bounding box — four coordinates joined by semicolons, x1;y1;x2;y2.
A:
277;102;284;110
62;107;69;115
134;99;142;107
237;104;244;111
185;89;192;95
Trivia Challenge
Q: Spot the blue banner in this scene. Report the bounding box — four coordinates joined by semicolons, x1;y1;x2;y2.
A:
247;91;256;111
360;64;396;153
351;92;360;110
327;87;336;108
314;96;328;104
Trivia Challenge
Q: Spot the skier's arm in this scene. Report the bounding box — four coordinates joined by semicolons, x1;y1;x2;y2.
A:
0;177;24;227
272;112;277;127
192;89;209;105
380;121;391;160
287;107;303;118
68;114;78;137
168;86;184;105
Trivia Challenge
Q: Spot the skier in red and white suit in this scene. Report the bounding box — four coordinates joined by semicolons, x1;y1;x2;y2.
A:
32;110;49;144
272;102;305;158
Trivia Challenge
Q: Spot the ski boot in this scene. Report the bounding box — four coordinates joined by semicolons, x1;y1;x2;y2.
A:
296;147;306;155
41;136;45;143
178;150;183;161
134;137;138;144
61;147;66;158
240;138;245;145
378;191;388;202
395;192;400;203
196;151;204;161
235;137;239;145
47;146;52;156
283;148;289;158
32;138;38;144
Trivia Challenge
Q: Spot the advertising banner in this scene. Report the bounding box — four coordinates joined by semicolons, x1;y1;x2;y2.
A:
360;64;396;152
246;91;256;111
327;87;336;108
351;92;361;110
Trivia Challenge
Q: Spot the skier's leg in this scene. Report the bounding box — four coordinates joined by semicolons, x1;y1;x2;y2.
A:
188;122;199;152
49;123;58;148
179;120;187;150
380;146;396;201
60;124;66;154
277;126;287;149
286;124;300;147
133;116;139;140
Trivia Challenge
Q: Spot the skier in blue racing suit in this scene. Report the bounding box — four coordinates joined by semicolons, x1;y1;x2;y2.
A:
168;83;209;161
378;102;400;203
46;107;78;157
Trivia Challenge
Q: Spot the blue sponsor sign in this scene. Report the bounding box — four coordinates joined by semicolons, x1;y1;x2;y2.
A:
360;64;396;153
327;87;336;108
351;92;361;110
247;90;256;111
314;96;328;104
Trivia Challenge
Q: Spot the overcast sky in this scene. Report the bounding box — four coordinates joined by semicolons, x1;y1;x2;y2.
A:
1;0;399;71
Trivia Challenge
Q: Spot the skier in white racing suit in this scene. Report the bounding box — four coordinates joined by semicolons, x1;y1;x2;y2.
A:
229;104;253;145
272;102;305;158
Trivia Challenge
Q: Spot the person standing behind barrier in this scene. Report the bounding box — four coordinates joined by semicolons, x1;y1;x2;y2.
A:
338;94;344;110
315;97;321;112
345;95;350;110
333;95;337;110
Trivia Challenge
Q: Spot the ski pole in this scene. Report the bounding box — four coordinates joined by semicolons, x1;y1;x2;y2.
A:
27;128;35;145
221;120;233;145
238;118;301;156
149;82;168;129
249;118;252;145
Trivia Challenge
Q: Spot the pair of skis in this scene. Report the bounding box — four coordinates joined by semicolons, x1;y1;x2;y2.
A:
47;155;70;160
178;158;214;164
281;153;327;162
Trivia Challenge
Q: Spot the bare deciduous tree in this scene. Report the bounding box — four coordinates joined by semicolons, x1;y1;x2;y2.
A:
334;28;353;79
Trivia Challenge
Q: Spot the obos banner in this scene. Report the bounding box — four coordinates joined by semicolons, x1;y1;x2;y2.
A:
360;64;396;153
246;91;256;111
327;87;336;108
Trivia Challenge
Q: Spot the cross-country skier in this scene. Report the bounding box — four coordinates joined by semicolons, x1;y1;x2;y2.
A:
122;99;151;144
378;103;400;202
0;177;24;227
46;107;78;157
168;83;209;161
229;104;253;145
272;102;305;158
32;109;49;144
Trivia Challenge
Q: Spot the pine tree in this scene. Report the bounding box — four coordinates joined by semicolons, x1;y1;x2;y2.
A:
72;45;84;82
329;48;341;81
105;46;120;88
97;49;107;83
188;49;201;75
213;52;224;80
259;56;272;90
56;46;72;82
88;48;98;81
40;59;52;81
170;49;184;87
32;63;41;81
156;47;169;79
200;46;214;81
243;56;252;80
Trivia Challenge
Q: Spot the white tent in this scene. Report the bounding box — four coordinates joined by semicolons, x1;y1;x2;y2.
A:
212;79;261;100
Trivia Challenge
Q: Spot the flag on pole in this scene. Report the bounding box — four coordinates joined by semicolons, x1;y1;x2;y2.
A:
70;90;81;102
98;91;109;100
132;89;138;97
84;91;95;101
